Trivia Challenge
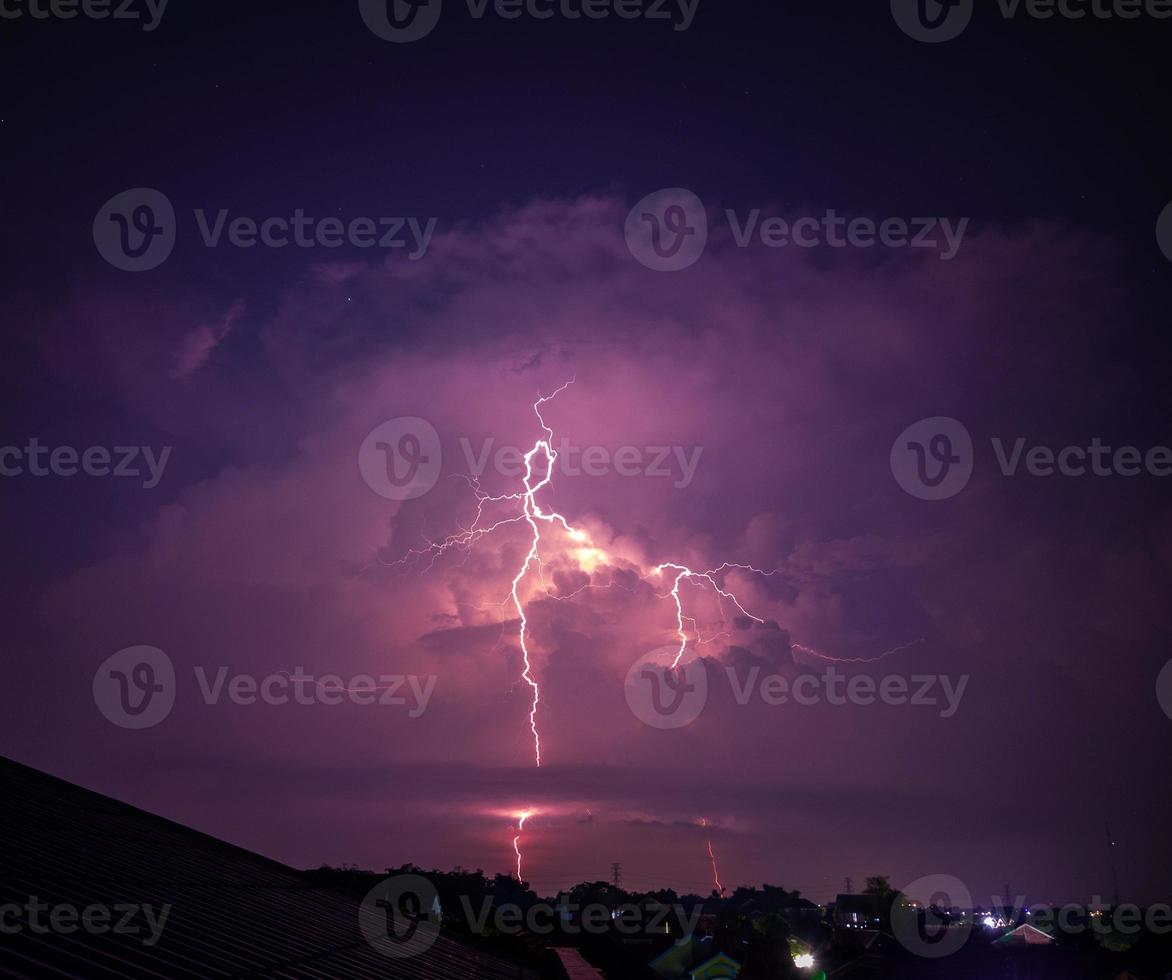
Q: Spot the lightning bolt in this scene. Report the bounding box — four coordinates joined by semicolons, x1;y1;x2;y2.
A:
400;380;778;767
700;818;725;898
513;809;533;883
656;562;773;669
791;637;925;664
397;382;915;885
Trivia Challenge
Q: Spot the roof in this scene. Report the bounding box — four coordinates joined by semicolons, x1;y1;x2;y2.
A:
995;923;1055;945
690;951;741;979
550;948;606;978
0;755;535;979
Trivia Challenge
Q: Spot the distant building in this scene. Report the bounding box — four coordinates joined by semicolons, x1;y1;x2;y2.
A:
648;935;700;978
690;951;741;979
832;893;876;929
647;936;743;979
994;923;1055;946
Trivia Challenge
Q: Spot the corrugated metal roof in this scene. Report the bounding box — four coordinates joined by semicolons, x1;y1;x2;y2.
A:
0;756;535;979
549;949;605;979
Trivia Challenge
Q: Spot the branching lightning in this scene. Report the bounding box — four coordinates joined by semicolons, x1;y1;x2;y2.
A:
398;381;916;887
401;381;777;769
657;562;774;669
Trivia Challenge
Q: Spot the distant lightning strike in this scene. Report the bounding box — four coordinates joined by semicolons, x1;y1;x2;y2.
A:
792;637;925;664
513;810;533;883
700;819;725;898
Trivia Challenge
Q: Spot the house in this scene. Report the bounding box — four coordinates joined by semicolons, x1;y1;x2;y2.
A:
648;935;745;979
994;923;1055;946
649;935;700;978
832;894;877;929
690;951;741;979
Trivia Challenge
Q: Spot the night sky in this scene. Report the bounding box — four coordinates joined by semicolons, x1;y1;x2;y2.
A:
2;0;1171;909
